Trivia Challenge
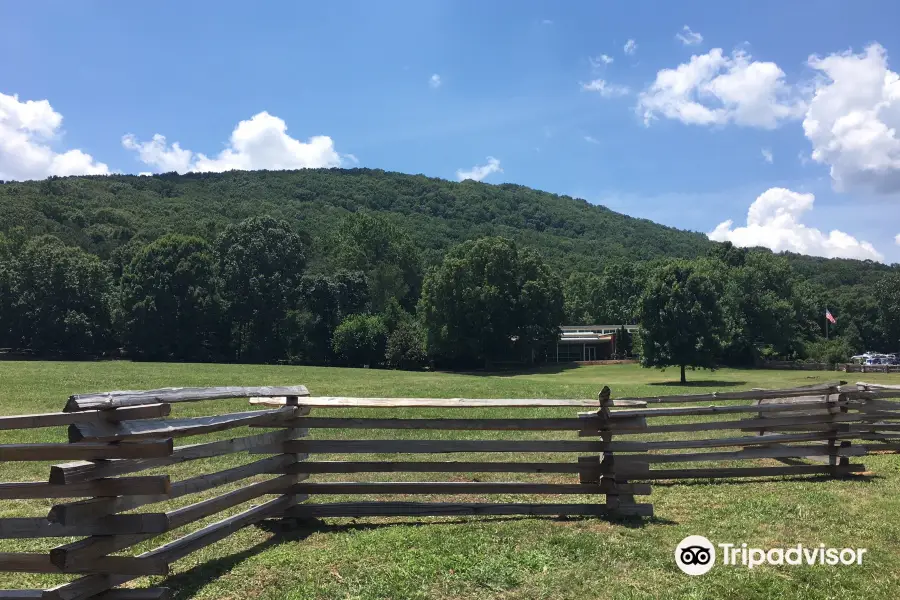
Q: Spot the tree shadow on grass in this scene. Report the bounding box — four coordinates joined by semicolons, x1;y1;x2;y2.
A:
647;380;747;387
457;363;584;378
649;473;878;488
157;512;674;597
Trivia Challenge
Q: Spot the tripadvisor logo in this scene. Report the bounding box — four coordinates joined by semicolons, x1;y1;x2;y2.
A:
676;535;716;575
675;535;867;575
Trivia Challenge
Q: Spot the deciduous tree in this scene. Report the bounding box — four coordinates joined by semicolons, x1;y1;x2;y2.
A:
420;237;564;367
637;260;724;383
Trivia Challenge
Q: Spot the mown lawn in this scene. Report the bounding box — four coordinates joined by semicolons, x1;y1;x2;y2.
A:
1;360;899;599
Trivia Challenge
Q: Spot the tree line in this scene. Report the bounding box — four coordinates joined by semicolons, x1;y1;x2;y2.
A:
2;209;898;373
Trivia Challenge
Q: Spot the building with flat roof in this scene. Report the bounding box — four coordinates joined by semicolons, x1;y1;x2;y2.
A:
555;324;639;362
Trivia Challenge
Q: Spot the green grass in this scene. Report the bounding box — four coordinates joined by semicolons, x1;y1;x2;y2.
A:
2;361;900;599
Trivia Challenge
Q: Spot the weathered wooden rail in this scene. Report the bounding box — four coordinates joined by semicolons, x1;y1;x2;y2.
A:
2;381;899;598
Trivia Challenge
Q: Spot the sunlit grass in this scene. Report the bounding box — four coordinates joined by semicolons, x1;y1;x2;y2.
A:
1;360;899;598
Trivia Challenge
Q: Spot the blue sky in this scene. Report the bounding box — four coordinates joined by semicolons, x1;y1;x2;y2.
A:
2;0;900;262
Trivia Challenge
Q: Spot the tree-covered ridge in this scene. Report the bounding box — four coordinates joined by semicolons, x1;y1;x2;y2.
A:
0;168;712;272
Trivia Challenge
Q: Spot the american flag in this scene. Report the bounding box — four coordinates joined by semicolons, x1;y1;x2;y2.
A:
825;309;836;325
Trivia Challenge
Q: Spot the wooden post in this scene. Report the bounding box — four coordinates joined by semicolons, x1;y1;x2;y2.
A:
276;395;312;529
595;387;639;514
828;393;849;476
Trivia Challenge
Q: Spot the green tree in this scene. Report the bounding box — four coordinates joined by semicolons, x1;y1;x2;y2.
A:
331;213;422;312
595;262;646;324
291;270;369;363
615;324;633;357
716;251;809;364
875;273;900;352
121;234;220;361
331;314;388;367
0;232;22;349
385;317;428;370
637;260;725;383
215;216;306;362
563;272;601;325
805;337;853;365
420;237;564;367
14;236;113;355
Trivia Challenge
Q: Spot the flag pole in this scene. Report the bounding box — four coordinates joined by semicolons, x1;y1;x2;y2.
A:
825;308;828;340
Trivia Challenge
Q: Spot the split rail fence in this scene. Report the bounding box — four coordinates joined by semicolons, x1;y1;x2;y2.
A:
1;381;899;598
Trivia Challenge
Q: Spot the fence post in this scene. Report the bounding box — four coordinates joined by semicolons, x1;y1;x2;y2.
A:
827;392;853;477
597;386;639;515
276;395;312;528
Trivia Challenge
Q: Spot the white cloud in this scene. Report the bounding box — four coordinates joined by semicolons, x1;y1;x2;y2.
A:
122;134;193;173
123;111;345;174
638;48;805;128
582;79;630;97
0;92;110;181
708;187;883;261
675;26;703;46
541;19;553;25
803;43;900;193
624;39;637;55
456;156;502;182
591;54;614;68
429;74;442;89
584;135;600;144
761;148;774;163
896;233;900;246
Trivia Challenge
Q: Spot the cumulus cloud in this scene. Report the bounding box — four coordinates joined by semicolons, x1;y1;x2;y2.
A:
896;233;900;246
582;79;630;97
429;74;442;89
761;148;774;163
123;111;345;174
0;92;110;181
675;26;703;46
709;187;883;261
456;156;502;182
624;39;637;55
638;48;805;128
803;43;900;193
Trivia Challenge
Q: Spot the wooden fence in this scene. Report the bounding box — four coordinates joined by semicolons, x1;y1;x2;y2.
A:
2;381;899;598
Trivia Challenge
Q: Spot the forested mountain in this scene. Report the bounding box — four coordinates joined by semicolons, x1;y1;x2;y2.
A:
0;169;712;274
1;169;893;286
1;168;898;366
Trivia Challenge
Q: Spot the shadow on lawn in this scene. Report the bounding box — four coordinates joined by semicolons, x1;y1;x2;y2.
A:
458;363;584;378
649;473;878;488
647;380;747;388
158;513;674;597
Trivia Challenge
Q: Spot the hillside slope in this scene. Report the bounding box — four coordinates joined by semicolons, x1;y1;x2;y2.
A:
0;168;894;284
0;169;710;272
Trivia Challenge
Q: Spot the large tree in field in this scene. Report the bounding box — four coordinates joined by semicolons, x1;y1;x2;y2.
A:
420;237;564;367
121;234;220;361
14;235;113;355
216;216;306;362
637;259;724;383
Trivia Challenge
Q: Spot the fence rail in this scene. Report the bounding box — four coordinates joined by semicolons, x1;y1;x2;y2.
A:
2;380;899;598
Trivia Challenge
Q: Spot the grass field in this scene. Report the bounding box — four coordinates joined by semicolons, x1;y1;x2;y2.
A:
2;360;900;599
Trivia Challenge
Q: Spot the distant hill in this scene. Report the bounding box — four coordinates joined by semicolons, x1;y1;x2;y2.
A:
0;168;894;286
